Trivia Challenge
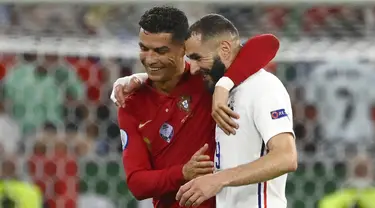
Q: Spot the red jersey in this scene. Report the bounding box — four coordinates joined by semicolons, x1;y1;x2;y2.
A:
117;34;280;208
118;67;215;208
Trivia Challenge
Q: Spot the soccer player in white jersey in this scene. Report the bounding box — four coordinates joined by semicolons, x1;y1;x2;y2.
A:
175;14;298;208
305;61;375;144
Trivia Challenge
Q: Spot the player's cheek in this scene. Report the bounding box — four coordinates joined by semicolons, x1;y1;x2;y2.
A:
139;53;146;65
165;57;179;76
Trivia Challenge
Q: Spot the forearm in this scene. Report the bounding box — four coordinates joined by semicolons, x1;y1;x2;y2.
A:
126;164;185;200
217;151;297;187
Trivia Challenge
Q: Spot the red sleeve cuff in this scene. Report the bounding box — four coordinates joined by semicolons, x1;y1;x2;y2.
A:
224;69;243;86
224;34;280;86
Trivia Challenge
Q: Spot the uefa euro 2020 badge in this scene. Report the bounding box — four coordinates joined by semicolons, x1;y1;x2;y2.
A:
177;95;191;112
159;123;174;143
120;129;129;150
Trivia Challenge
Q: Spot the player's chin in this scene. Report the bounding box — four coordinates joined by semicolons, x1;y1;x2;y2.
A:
147;73;168;82
146;69;165;80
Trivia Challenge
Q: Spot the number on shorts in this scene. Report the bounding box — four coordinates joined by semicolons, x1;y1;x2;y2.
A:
215;141;221;169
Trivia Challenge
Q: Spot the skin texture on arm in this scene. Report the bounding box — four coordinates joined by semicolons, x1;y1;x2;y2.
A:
217;132;297;187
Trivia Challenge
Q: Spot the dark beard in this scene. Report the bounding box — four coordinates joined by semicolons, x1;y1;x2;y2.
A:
202;56;226;94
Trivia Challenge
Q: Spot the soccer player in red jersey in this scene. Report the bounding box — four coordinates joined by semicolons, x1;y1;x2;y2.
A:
116;6;279;208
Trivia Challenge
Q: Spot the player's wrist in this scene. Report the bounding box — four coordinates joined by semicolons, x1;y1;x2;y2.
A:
182;164;189;180
215;76;234;91
214;171;232;188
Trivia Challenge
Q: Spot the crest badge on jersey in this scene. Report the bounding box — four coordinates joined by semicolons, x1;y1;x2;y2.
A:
120;129;129;150
159;123;174;143
177;95;191;112
270;109;288;120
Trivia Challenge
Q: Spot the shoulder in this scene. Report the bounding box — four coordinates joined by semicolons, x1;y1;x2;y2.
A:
118;87;149;117
237;69;287;95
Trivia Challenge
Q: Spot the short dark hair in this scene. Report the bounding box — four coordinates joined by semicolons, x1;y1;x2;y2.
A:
187;14;239;42
139;6;189;43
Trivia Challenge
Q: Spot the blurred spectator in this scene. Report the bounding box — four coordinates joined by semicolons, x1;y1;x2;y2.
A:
302;6;365;38
82;5;136;38
0;53;16;81
27;122;60;153
0;100;21;156
319;154;375;207
0;157;43;208
3;53;85;134
12;4;82;36
0;5;12;34
65;121;109;157
304;61;375;156
65;56;110;103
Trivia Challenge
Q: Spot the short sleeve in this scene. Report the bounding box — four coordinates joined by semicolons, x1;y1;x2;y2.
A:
253;83;295;145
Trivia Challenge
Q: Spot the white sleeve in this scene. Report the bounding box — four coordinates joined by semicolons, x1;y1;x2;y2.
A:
253;84;295;145
110;73;148;103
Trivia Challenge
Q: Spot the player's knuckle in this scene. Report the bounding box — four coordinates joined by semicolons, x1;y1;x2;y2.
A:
192;169;197;175
218;103;226;108
190;156;196;161
196;198;203;204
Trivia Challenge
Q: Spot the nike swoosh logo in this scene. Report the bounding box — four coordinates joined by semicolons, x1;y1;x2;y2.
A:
138;120;152;129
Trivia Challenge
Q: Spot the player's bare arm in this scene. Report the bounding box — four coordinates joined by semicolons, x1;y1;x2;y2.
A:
176;132;297;207
217;132;297;186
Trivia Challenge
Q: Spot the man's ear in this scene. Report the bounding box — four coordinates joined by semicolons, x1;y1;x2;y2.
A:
218;40;232;61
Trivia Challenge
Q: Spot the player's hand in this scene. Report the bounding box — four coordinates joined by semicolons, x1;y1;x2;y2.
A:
182;144;214;181
211;86;239;135
176;174;224;207
111;76;142;108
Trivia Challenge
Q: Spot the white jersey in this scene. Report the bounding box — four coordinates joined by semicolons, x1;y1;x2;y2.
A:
305;61;375;142
214;69;295;208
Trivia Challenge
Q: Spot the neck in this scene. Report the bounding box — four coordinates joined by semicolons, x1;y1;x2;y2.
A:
153;61;185;94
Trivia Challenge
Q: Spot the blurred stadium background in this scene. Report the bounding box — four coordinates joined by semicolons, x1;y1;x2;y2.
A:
0;0;374;208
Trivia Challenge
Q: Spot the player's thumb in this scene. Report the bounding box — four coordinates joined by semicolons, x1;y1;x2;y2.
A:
194;143;208;156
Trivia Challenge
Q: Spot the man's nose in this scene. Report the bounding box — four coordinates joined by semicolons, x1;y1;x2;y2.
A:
189;61;200;75
144;53;158;66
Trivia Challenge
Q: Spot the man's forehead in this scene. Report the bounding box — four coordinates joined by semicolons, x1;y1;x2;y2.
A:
185;35;204;52
139;28;174;46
